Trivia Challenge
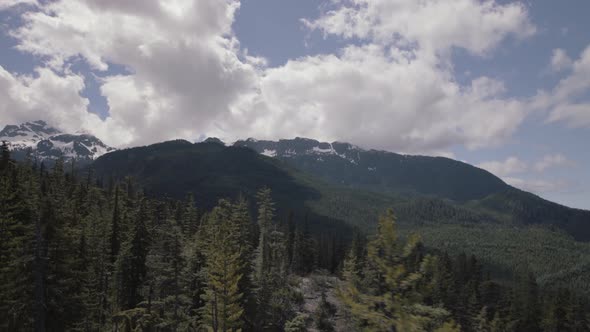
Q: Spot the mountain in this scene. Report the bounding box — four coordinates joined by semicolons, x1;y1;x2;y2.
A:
91;137;590;240
234;137;507;201
92;139;312;207
91;139;352;237
0;120;115;162
235;137;590;241
89;139;590;293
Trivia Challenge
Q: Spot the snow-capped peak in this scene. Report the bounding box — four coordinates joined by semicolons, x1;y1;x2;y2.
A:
233;137;364;164
0;120;115;162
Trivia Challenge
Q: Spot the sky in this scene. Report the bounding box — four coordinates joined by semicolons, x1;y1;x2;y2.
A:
0;0;589;209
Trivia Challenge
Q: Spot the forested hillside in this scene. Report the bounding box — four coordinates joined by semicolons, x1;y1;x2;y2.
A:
236;138;590;242
89;140;590;294
2;141;590;331
235;137;508;201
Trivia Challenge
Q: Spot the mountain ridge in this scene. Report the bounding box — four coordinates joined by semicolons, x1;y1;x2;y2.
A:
234;137;509;202
0;120;115;162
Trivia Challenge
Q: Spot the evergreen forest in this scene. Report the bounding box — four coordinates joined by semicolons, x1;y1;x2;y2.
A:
1;142;590;331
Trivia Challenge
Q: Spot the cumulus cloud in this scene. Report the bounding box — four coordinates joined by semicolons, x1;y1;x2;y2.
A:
1;0;261;147
227;0;534;152
0;65;102;130
478;154;574;177
303;0;535;58
550;48;573;72
0;0;536;153
477;157;527;177
477;154;574;194
534;153;574;172
0;0;36;10
230;48;526;152
503;177;568;194
535;46;590;128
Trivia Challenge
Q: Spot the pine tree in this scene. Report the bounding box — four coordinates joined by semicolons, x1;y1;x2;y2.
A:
0;140;11;171
286;211;296;271
508;270;540;332
342;248;361;288
339;209;460;331
200;200;245;331
183;212;209;328
255;187;274;282
180;192;199;236
144;202;191;330
117;199;151;310
110;186;121;264
291;226;305;274
290;216;317;275
252;188;294;329
0;160;36;330
44;159;87;330
81;189;112;331
231;197;257;328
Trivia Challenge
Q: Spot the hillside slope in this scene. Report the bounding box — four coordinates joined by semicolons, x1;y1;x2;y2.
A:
91;140;590;293
234;137;508;201
235;137;590;241
92;139;350;238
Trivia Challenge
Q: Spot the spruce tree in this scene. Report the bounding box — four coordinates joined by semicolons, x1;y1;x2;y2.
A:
117;199;151;310
255;187;274;282
200;200;245;331
0;159;36;330
110;186;121;264
339;209;460;331
0;140;11;171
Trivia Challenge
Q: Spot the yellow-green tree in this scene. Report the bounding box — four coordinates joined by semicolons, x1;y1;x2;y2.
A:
339;209;460;332
200;200;244;332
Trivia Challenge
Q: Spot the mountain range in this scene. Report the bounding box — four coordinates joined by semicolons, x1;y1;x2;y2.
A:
4;120;590;292
0;120;114;162
234;137;507;201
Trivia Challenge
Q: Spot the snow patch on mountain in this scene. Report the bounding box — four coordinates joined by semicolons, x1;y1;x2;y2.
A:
1;120;115;161
262;149;277;157
234;138;365;164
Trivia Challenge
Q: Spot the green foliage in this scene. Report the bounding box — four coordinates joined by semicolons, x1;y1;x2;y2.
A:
2;146;590;332
410;222;590;294
339;209;460;331
199;200;245;331
284;313;309;332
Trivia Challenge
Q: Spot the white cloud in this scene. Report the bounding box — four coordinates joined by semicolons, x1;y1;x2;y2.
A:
477;156;527;177
547;102;590;128
2;0;261;147
477;154;574;194
225;45;527;153
0;0;536;154
535;46;590;128
533;153;574;172
550;48;572;72
0;65;104;131
303;0;535;57
0;0;36;10
223;0;534;153
503;177;568;194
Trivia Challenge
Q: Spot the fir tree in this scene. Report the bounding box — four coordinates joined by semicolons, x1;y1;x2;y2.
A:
255;187;274;282
339;209;460;331
200;200;245;331
117;199;151;310
110;186;121;264
0;140;11;171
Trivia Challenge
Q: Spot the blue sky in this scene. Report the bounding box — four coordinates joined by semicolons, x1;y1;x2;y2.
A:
0;0;589;209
